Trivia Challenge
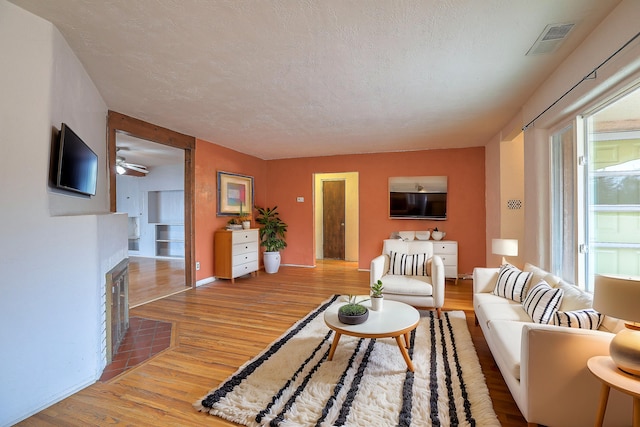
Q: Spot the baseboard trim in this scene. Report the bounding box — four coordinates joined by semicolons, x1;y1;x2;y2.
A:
7;377;95;427
196;276;216;287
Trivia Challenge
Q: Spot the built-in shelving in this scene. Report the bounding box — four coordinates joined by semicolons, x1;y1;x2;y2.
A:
148;190;184;258
155;224;184;258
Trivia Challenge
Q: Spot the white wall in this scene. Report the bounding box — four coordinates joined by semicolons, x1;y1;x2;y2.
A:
521;0;640;269
117;163;185;257
484;0;640;269
0;2;126;425
499;132;525;268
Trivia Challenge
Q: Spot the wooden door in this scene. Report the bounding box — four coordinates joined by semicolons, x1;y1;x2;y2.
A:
323;180;345;259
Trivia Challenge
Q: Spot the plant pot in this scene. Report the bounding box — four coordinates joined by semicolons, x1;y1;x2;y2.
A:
263;251;281;274
371;296;383;311
242;221;251;229
338;308;369;325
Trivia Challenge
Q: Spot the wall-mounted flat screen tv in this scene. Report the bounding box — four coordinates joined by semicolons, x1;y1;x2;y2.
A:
388;176;447;220
389;192;447;219
56;123;98;196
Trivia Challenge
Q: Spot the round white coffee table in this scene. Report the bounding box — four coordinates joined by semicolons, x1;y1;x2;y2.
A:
324;299;420;371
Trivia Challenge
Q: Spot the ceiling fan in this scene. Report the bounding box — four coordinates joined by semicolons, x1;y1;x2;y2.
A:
116;153;149;175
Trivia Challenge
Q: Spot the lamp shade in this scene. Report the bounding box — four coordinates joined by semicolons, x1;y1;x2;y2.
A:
593;274;640;376
593;274;640;324
492;239;518;257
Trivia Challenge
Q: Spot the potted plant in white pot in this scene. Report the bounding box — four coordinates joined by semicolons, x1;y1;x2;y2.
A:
371;279;384;311
255;206;288;274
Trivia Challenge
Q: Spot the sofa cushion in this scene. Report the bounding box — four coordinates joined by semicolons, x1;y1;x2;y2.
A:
382;274;433;296
493;264;532;302
486;319;525;380
522;281;564;324
523;262;565;287
553;309;603;330
555;279;594;311
473;292;514;310
389;251;429;276
475;301;531;325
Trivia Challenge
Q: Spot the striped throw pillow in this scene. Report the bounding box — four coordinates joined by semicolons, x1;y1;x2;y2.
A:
493;264;532;302
553;309;602;330
389;252;429;276
522;281;564;324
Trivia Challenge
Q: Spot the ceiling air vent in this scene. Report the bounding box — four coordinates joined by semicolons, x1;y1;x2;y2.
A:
526;23;575;56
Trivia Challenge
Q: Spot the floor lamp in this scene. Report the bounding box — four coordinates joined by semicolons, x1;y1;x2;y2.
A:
492;238;518;266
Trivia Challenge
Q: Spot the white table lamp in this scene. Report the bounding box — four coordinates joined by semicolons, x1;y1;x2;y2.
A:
492;238;518;265
593;274;640;377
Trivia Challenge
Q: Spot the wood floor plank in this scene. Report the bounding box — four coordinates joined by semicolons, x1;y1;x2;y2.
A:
18;260;527;426
128;256;189;308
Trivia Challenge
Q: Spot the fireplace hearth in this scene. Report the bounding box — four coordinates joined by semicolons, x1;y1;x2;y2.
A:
105;258;129;364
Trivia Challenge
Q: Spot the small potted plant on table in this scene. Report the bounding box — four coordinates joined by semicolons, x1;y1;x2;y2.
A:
371;279;384;311
338;295;370;325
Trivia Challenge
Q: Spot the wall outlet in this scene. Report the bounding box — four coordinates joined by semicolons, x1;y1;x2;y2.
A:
297;196;304;202
195;261;200;271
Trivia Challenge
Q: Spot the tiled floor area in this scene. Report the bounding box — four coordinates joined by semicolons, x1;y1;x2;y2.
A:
99;317;173;382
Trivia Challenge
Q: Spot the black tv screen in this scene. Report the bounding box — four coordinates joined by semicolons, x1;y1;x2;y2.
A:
389;192;447;219
56;123;98;196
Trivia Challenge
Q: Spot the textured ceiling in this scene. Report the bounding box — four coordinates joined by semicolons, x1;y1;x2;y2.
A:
12;0;621;160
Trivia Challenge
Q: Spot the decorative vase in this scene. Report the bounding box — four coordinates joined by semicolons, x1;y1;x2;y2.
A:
263;251;281;274
371;296;383;311
242;221;251;229
338;308;369;325
432;231;446;241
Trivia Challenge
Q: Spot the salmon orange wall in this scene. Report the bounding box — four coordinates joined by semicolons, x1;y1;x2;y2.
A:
265;147;486;274
195;139;486;278
194;138;266;282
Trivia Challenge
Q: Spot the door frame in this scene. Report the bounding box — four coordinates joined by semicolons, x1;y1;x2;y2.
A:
107;111;196;288
314;172;359;262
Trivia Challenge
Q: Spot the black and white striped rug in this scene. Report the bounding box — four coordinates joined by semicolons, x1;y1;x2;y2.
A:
195;295;499;426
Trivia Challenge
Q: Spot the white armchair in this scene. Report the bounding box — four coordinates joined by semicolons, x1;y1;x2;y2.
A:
370;239;445;317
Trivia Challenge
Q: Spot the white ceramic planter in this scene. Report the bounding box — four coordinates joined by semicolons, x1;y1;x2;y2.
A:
371;296;384;311
263;251;281;274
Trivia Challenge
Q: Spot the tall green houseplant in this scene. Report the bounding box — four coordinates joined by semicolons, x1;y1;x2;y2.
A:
255;206;288;273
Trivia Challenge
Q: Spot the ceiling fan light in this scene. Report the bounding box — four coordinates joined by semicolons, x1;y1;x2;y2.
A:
116;165;126;175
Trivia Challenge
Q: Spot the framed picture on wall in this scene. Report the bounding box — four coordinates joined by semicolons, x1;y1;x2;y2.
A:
217;171;254;216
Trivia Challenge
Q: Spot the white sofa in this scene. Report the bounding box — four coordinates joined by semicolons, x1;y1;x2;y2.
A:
473;263;633;427
370;239;445;317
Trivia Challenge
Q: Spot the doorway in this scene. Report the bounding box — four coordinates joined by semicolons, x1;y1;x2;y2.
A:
107;111;196;301
114;133;188;306
314;172;359;263
323;180;345;259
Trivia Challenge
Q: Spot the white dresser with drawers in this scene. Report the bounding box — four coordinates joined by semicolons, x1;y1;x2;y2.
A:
432;240;458;283
214;229;259;283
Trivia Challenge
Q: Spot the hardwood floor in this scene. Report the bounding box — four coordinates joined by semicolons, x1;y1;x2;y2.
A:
19;260;527;426
128;256;188;308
